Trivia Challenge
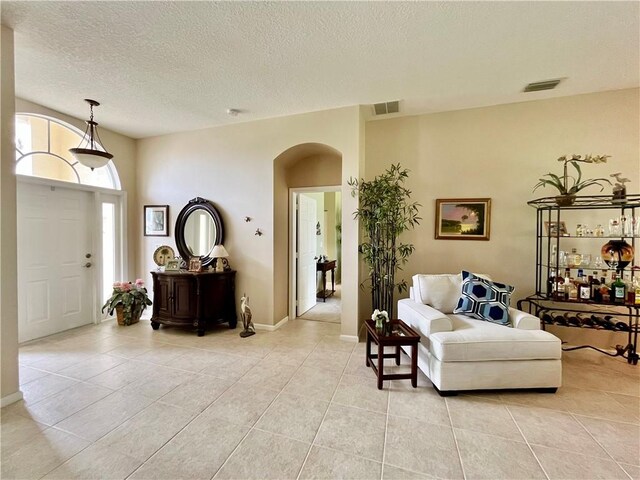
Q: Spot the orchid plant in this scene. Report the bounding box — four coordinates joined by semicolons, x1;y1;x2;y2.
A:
533;154;612;196
102;279;152;325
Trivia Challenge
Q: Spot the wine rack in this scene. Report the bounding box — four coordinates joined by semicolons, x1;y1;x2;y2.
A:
518;194;639;365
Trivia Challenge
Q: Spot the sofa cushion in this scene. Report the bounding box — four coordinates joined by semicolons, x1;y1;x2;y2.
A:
454;271;514;326
413;274;462;313
397;298;453;338
413;273;493;313
430;314;561;362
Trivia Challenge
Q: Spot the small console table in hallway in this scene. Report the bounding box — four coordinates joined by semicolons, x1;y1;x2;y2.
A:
316;260;336;302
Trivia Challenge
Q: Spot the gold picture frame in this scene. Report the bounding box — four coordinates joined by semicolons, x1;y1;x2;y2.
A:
544;221;568;237
165;259;181;271
435;198;491;240
188;257;202;272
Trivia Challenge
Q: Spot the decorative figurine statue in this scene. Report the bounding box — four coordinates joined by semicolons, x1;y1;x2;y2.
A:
240;294;256;338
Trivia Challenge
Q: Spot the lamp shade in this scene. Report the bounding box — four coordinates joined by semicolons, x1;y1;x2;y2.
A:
68;99;113;170
69;149;113;170
211;244;229;258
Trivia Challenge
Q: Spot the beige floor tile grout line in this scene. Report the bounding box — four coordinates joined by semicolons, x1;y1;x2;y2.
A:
570;412;635;480
380;378;392;480
295;339;357;480
444;396;468;480
210;332;339;480
505;405;551;480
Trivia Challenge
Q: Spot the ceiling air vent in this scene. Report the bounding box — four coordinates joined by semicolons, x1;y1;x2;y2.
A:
523;79;562;93
373;100;400;115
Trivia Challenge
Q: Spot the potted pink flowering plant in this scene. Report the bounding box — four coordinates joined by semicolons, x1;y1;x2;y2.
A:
102;279;152;326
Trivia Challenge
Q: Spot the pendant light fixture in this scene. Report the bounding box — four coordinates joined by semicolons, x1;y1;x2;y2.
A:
69;99;113;170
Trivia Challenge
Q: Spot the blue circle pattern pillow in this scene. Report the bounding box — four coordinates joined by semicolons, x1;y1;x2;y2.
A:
453;271;514;326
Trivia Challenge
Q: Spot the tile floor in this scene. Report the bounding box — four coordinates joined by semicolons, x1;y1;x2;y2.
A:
2;318;639;480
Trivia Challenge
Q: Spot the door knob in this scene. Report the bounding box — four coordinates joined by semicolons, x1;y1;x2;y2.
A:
84;262;92;268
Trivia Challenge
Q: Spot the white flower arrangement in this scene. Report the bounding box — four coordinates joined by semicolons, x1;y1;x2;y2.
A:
371;309;389;325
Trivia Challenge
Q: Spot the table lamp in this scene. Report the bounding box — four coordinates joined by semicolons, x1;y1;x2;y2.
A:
211;244;229;272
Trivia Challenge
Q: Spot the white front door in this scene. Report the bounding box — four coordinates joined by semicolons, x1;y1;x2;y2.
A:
17;183;94;342
297;193;317;315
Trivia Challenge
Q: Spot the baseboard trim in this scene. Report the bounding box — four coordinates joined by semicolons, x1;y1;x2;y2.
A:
340;334;359;343
254;316;288;332
1;390;23;407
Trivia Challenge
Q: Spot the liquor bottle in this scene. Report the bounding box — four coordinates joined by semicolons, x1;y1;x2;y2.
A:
635;277;640;305
547;270;563;297
577;272;590;301
590;273;601;302
567;277;578;301
612;273;626;304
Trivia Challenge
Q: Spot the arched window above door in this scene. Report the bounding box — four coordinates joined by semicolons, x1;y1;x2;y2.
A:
15;113;121;190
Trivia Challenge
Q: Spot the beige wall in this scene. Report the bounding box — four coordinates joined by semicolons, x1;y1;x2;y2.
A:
1;25;21;404
137;106;363;338
365;89;640;311
15;99;138;281
286;154;341;187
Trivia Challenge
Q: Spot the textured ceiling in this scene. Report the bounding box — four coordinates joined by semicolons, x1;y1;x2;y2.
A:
2;1;638;139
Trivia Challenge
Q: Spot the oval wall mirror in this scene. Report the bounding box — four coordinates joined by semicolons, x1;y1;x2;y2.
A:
175;197;224;268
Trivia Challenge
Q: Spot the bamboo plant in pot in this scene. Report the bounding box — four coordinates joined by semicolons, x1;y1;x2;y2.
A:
533;154;611;206
348;164;421;320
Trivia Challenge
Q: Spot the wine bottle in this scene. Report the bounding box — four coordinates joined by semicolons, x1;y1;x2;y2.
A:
591;314;614;330
541;312;554;325
564;313;582;327
576;313;595;328
602;315;620;330
635;277;640;305
553;313;568;325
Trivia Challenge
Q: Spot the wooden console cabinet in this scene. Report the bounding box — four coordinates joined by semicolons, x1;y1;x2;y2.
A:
150;270;237;336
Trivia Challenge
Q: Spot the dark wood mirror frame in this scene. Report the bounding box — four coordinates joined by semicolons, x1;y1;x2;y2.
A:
174;197;224;268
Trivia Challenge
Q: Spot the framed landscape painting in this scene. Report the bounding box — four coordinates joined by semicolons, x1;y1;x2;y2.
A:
435;198;491;240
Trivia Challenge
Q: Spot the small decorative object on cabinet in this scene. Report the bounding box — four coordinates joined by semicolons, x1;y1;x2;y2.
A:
150;270;236;336
153;245;175;268
518;194;639;365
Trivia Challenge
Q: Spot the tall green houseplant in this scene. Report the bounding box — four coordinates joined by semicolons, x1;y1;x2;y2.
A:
349;164;421;319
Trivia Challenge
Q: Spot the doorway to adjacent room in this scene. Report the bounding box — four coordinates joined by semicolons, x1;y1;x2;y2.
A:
291;187;342;323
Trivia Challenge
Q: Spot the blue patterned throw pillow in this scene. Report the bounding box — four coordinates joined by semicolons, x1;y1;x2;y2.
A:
453;271;514;326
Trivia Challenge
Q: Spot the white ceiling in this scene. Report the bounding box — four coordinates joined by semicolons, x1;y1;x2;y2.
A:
2;1;638;139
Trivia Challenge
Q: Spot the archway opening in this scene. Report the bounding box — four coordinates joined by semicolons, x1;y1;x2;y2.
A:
273;143;343;326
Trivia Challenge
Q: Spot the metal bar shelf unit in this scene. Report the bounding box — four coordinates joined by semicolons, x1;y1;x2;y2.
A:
520;194;640;365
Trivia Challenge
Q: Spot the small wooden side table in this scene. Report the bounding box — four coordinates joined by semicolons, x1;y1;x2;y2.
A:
316;260;336;302
365;319;420;390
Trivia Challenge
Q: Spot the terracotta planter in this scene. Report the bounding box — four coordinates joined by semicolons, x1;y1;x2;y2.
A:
115;305;141;326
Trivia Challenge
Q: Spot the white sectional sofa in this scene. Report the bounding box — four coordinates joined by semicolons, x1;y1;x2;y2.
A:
397;273;562;396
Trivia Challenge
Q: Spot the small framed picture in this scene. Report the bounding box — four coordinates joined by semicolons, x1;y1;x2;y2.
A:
165;259;181;271
435;198;491;241
188;257;202;272
544;221;568;237
144;205;169;236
